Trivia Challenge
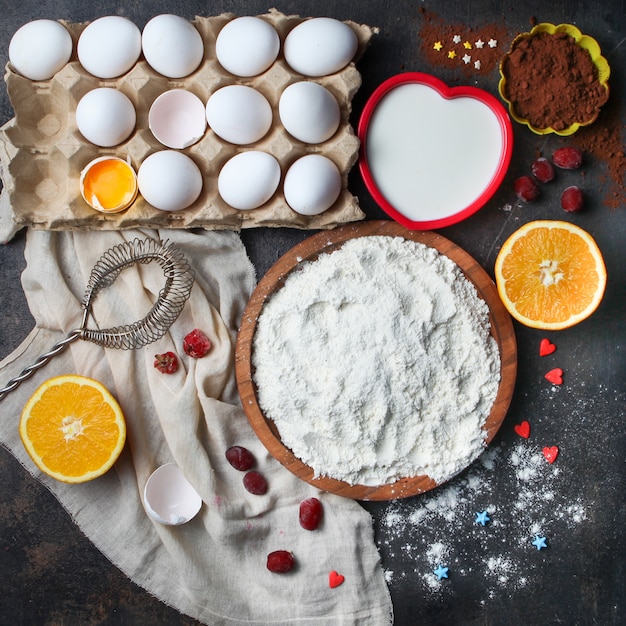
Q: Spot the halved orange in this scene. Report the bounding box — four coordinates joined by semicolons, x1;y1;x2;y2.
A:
19;374;126;483
495;220;607;330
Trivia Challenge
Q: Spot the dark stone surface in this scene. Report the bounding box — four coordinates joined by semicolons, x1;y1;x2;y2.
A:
1;1;624;624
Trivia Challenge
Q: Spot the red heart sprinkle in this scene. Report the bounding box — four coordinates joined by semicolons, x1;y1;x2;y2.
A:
514;421;531;439
544;368;563;385
329;571;345;588
543;446;559;464
539;338;556;357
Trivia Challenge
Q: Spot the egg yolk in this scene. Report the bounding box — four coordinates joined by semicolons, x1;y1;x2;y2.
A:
82;159;137;211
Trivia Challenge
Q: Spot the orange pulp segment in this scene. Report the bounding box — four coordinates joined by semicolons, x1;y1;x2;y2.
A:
494;220;606;330
19;374;126;483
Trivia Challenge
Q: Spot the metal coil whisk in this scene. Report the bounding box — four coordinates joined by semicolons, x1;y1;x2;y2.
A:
0;237;195;402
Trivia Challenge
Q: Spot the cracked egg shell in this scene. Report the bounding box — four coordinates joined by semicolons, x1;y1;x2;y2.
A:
80;156;138;213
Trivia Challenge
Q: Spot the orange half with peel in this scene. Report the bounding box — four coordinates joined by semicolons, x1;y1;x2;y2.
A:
19;374;126;483
495;220;607;330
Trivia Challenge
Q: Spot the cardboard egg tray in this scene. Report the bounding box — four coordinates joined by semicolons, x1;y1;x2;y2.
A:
0;9;375;243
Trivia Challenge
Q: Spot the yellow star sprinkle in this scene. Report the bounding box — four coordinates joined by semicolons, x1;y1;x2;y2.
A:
463;41;472;49
448;50;457;59
433;41;443;51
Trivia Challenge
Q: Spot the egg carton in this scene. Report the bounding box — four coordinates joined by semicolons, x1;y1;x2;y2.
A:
0;9;375;243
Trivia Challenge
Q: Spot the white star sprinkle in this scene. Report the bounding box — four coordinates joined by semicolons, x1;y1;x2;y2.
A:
453;35;462;44
462;54;471;64
488;38;498;48
474;60;481;70
475;39;485;49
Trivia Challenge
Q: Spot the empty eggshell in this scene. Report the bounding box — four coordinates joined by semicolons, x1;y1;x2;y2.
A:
206;85;273;145
279;81;341;144
77;16;142;79
138;150;203;212
284;154;342;215
142;14;204;78
75;88;136;147
9;19;73;81
149;89;207;149
215;16;280;77
284;17;358;77
218;151;281;210
143;464;202;525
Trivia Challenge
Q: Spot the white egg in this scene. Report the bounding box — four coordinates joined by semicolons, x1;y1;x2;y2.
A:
215;16;280;77
77;16;141;79
75;88;136;147
206;85;273;145
142;15;204;78
279;82;340;144
284;17;358;77
138;150;203;212
284;155;342;215
9;20;73;81
218;151;280;210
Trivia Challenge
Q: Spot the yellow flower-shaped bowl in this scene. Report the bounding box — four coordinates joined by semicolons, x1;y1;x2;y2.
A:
498;23;610;136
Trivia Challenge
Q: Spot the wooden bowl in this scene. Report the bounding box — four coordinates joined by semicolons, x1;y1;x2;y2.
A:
235;221;517;500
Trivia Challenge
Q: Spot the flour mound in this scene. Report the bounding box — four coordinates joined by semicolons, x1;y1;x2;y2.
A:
252;236;501;485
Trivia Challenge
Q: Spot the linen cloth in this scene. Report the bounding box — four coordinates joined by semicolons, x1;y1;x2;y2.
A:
0;228;393;625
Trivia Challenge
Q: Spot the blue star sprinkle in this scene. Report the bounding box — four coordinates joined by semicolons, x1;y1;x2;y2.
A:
532;535;548;550
433;565;449;580
475;510;490;526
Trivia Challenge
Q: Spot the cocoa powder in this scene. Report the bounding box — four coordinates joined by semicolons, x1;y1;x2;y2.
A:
501;31;609;132
573;101;626;210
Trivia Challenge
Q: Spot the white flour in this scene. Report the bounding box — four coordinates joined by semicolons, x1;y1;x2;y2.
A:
252;235;501;485
379;439;588;598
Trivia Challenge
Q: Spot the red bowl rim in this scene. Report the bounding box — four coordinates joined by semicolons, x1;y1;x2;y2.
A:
357;71;514;230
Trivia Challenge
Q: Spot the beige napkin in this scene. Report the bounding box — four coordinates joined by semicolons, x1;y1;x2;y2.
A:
0;228;392;625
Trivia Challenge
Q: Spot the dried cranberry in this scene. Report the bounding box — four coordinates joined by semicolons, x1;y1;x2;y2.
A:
225;446;255;471
183;329;212;358
531;157;555;183
266;550;295;573
560;185;584;212
243;470;268;495
299;497;323;531
552;147;583;170
153;352;179;374
514;175;540;201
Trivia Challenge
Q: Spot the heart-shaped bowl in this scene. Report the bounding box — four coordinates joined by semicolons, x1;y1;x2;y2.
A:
235;220;517;501
498;23;610;136
358;72;513;231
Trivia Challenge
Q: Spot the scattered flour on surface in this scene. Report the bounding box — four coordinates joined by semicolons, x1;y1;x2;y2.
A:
252;235;501;485
378;439;588;600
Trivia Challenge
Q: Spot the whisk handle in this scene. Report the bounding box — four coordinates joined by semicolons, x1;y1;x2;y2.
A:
0;330;83;403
